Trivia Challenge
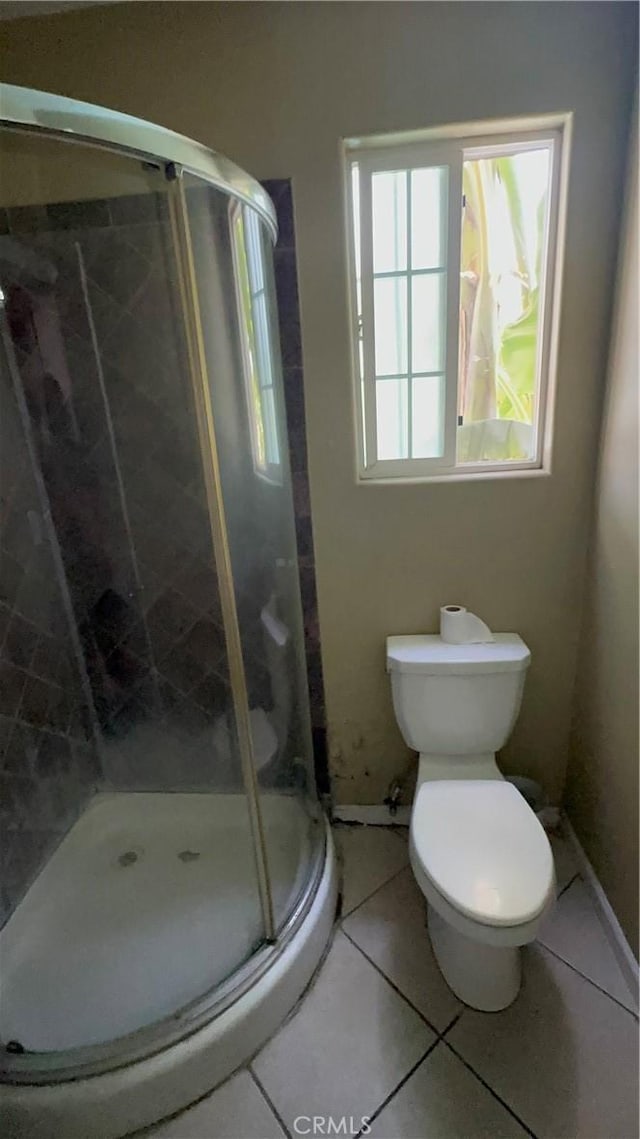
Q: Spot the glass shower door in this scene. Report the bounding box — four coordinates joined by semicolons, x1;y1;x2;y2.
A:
181;174;324;934
0;128;266;1055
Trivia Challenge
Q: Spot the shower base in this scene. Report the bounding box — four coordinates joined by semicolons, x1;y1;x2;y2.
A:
2;791;312;1051
1;793;336;1139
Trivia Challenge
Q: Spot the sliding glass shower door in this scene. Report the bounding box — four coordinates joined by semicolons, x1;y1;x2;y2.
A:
178;174;323;935
0;130;266;1053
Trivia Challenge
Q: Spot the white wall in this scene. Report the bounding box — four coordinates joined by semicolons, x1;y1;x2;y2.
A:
566;109;639;956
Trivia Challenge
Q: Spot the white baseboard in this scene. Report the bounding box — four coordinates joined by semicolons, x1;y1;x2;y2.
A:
563;816;639;1001
332;804;411;827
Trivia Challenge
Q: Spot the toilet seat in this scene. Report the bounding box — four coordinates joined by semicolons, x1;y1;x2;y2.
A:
410;780;554;928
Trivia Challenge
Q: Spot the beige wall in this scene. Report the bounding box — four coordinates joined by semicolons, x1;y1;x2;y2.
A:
566;114;639;956
1;2;636;804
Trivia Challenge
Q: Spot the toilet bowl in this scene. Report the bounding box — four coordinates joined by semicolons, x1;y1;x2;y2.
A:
386;633;555;1011
410;778;554;1009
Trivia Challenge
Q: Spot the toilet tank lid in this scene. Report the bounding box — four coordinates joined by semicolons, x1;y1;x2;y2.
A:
386;634;531;675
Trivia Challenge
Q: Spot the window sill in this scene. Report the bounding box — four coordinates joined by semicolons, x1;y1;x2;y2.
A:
357;465;552;487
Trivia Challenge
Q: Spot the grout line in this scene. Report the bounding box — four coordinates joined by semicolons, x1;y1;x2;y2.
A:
443;1039;539;1139
437;1009;464;1036
537;943;639;1020
339;863;409;921
249;1066;293;1139
340;925;444;1036
238;925;340;1085
557;871;580;898
354;1038;440;1137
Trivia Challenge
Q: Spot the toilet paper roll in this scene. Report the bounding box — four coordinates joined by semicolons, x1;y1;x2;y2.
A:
440;605;495;644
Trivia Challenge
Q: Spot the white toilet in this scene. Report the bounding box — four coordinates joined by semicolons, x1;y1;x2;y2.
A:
386;633;555;1012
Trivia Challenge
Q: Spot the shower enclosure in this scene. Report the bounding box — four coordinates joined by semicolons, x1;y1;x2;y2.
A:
0;85;335;1137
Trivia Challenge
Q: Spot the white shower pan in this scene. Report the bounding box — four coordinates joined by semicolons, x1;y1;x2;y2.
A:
1;793;337;1138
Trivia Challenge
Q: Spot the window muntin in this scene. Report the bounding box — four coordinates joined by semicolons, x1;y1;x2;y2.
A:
347;123;564;480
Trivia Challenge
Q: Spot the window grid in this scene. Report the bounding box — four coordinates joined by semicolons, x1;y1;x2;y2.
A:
372;169;446;458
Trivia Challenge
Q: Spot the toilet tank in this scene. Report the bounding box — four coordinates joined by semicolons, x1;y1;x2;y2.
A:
386;634;531;755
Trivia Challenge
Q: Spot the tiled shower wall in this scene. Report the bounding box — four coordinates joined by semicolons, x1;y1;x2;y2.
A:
2;191;234;790
54;194;233;783
0;350;100;926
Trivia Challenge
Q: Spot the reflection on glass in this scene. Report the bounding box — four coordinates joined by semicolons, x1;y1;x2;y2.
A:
231;203;281;480
411;167;446;270
374;275;407;375
372;170;407;273
412;272;445;374
185;175;322;935
376;376;408;460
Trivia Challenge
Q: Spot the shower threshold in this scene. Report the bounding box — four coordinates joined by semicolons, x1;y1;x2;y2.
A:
0;791;311;1053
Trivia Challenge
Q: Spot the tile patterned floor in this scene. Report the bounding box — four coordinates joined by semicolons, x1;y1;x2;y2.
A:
148;822;639;1139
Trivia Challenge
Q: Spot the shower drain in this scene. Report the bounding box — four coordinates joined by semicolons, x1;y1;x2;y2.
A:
113;846;202;868
116;846;144;868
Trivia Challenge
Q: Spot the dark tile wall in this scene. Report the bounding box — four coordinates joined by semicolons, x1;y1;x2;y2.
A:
0;349;99;927
61;197;232;782
2;193;235;798
263;180;329;795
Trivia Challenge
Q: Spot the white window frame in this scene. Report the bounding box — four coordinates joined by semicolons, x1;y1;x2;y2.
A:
344;114;572;483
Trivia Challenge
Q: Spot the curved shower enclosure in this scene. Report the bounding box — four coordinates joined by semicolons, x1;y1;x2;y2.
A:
0;85;336;1138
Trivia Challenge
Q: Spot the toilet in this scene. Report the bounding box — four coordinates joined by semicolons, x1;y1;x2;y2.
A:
386;633;555;1011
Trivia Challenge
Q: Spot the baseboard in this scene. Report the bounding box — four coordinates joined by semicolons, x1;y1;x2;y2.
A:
332;804;411;827
333;802;558;830
563;816;639;1001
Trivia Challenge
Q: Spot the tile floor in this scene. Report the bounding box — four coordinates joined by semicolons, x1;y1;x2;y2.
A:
147;822;639;1139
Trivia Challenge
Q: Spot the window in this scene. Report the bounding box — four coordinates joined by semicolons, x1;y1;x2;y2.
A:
231;203;282;483
345;116;570;480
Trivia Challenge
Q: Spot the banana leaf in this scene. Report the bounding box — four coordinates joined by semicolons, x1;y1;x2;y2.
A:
460;153;546;430
497;286;539;422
